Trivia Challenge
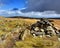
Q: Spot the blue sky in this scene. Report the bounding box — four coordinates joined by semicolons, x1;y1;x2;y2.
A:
0;0;27;10
0;0;60;18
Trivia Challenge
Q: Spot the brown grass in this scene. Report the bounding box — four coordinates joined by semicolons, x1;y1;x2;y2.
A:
5;18;60;29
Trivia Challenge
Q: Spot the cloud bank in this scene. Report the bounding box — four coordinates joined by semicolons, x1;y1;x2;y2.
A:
22;0;60;13
0;10;60;18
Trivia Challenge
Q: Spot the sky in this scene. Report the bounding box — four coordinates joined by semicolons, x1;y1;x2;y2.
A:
0;0;60;18
22;0;60;13
0;0;27;10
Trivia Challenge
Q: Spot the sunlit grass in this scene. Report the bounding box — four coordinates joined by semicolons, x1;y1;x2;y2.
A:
0;18;60;48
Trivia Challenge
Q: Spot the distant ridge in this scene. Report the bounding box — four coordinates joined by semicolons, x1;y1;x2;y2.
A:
6;16;60;19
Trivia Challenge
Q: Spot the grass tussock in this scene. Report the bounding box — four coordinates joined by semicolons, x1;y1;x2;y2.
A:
0;18;60;48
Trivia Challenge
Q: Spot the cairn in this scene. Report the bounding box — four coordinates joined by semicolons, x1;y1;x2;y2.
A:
30;18;60;38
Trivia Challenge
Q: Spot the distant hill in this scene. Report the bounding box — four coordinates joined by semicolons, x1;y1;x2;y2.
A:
6;16;60;19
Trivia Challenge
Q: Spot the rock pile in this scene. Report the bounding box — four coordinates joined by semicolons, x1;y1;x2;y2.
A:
30;18;60;38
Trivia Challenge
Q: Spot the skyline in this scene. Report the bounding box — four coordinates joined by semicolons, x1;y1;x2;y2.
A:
0;0;60;18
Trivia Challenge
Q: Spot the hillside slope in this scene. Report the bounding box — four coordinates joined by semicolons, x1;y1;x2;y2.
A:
0;17;60;48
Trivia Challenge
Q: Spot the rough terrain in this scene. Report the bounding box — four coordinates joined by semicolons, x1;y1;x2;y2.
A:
0;17;60;48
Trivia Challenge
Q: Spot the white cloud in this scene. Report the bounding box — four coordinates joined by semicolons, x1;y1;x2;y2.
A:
22;11;60;18
0;10;60;18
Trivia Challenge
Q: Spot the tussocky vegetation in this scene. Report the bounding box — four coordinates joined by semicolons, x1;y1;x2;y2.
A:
0;17;60;48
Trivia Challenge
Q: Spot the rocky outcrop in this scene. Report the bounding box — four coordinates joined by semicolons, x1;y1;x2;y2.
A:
30;18;60;38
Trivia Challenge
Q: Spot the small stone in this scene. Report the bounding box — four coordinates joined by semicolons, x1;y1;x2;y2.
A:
58;38;60;41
